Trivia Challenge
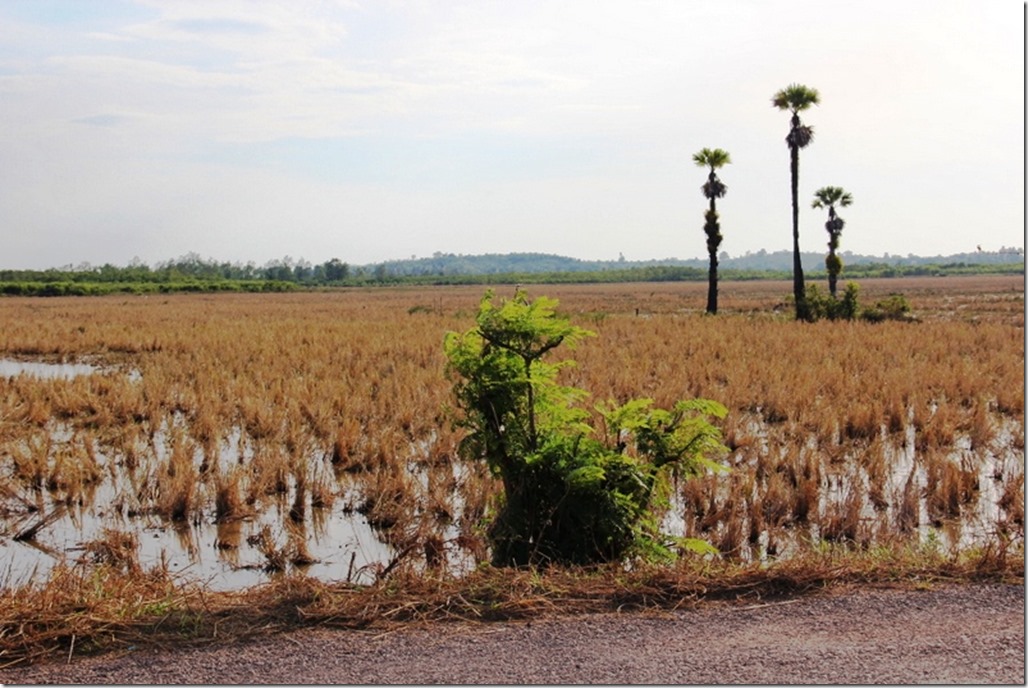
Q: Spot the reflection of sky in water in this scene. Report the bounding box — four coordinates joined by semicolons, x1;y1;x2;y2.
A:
0;358;141;382
671;415;1024;563
0;399;1019;591
1;490;399;592
0;358;98;379
0;419;471;591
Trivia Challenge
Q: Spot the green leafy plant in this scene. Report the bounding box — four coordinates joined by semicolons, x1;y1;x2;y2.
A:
805;282;860;321
802;283;913;323
445;288;728;567
862;293;913;322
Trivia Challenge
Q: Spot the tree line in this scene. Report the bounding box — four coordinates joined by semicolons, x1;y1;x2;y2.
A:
0;256;1020;297
0;253;354;285
2;249;1021;287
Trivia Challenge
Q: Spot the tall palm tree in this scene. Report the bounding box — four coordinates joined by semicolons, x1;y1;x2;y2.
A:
812;186;853;298
772;84;820;321
692;147;731;314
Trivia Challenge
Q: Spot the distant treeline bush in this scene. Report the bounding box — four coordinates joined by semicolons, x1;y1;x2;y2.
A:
0;251;1021;295
368;248;1026;277
0;280;297;297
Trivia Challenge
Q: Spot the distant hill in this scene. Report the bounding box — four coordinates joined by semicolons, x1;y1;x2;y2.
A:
363;247;1026;277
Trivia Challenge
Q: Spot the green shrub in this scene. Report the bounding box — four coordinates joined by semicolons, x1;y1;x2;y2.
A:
445;289;727;567
862;293;913;322
801;282;913;323
805;282;860;321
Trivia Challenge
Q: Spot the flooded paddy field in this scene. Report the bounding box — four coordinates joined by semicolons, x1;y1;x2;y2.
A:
0;275;1022;590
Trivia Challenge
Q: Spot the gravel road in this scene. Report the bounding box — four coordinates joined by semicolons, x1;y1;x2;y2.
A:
3;583;1023;685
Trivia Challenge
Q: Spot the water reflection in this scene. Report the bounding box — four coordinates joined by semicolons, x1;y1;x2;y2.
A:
1;409;1021;593
0;358;98;379
0;357;141;381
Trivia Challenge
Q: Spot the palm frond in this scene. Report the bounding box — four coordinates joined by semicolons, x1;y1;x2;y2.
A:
692;148;732;169
786;124;814;149
812;186;854;208
702;178;727;200
772;83;820;112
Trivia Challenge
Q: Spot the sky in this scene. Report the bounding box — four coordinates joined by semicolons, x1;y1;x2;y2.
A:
0;0;1024;270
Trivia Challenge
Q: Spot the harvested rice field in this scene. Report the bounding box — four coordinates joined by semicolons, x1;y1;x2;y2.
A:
0;275;1022;590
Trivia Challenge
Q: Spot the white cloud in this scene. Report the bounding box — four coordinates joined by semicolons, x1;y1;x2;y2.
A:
0;0;1022;269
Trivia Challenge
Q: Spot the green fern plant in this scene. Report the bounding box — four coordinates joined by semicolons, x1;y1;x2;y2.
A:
445;289;728;567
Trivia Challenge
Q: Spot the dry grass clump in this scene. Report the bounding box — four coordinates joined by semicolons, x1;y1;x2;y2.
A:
212;467;250;523
81;529;141;574
818;481;865;545
0;562;187;667
923;450;979;526
861;439;891;511
997;473;1024;533
893;467;921;534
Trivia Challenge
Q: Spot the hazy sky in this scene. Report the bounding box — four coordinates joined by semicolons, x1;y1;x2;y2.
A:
1;0;1023;269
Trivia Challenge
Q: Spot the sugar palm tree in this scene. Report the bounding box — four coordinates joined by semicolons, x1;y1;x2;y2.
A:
812;186;853;298
692;147;731;314
772;84;820;321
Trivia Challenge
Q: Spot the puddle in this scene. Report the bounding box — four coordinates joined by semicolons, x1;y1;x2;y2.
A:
673;413;1025;563
0;494;398;592
0;409;1022;590
0;421;480;591
0;358;99;379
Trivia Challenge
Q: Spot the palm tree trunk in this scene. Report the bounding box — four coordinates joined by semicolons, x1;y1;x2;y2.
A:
706;197;718;315
827;207;838;298
828;257;838;298
790;138;808;321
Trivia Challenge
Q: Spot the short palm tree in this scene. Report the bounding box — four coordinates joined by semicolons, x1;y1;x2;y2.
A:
692;147;731;314
772;84;820;321
812;186;853;298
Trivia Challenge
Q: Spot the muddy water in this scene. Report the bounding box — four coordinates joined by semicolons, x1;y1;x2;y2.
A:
0;358;100;379
1;385;476;591
0;421;479;591
669;414;1024;563
0;358;1022;591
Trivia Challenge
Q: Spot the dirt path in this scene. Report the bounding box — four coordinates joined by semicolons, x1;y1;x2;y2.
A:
3;583;1023;685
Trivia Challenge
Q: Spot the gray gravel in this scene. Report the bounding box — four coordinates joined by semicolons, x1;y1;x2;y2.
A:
3;583;1023;685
